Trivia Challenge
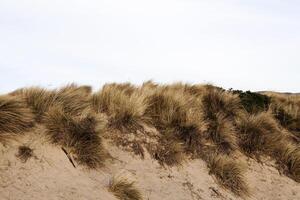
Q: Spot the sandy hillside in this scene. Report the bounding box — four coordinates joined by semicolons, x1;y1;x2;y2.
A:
0;127;299;200
1;83;300;200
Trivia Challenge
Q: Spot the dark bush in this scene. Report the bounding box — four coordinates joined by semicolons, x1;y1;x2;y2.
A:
230;90;271;113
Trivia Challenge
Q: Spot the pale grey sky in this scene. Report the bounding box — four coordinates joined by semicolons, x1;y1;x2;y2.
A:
0;0;299;94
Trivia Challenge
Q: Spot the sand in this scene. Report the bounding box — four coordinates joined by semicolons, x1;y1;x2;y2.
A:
0;128;299;200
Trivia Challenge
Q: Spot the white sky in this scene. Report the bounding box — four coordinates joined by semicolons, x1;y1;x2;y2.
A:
0;0;299;94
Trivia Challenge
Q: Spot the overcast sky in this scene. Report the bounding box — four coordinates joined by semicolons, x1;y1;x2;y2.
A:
0;0;299;94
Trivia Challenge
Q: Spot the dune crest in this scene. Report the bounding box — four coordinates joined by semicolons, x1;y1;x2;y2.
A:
1;82;299;200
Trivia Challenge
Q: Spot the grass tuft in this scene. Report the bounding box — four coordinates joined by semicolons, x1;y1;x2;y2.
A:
267;93;300;140
10;87;56;122
44;106;108;168
146;88;205;144
108;177;143;200
207;154;249;197
276;142;300;182
205;113;238;153
0;95;34;133
236;112;283;157
149;136;185;166
17;145;33;162
201;88;241;154
11;84;92;121
144;87;205;162
92;84;147;131
54;84;92;116
202;87;242;120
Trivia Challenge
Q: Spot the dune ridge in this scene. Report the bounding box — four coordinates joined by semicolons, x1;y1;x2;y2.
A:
0;82;299;200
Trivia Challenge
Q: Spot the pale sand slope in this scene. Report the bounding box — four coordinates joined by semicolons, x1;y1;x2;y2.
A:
0;129;299;200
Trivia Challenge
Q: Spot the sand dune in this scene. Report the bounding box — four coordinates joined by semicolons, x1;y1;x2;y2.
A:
0;127;299;200
0;83;299;199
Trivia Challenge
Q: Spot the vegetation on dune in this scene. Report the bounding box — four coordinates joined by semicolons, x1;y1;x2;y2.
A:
204;113;238;154
207;154;249;197
53;84;92;116
236;112;283;157
10;87;56;122
17;145;34;162
274;108;295;127
158;82;206;97
106;82;137;95
141;80;159;91
230;90;271;113
149;136;185;166
144;85;206;162
91;83;151;162
202;87;242;120
267;93;300;140
276;143;300;182
44;106;108;168
0;95;34;133
108;177;143;200
1;82;300;197
10;84;92;122
201;88;241;154
92;83;147;131
236;111;300;182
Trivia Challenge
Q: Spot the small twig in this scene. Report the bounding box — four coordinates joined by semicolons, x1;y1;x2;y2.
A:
209;186;224;199
61;147;76;168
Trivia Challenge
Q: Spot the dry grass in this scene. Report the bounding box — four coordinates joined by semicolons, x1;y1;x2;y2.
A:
276;142;300;182
236;112;300;181
204;113;238;154
44;106;108;168
17;145;33;162
266;93;300;140
148;135;185;166
144;87;206;151
2;82;300;196
108;177;143;200
106;82;137;95
11;84;92;121
141;80;159;91
0;95;34;133
202;86;243;120
236;112;284;157
265;92;300;116
54;84;92;116
142;87;200;164
201;88;241;154
10;87;56;122
207;154;249;197
92;83;149;161
163;82;208;98
144;87;187;128
92;84;147;131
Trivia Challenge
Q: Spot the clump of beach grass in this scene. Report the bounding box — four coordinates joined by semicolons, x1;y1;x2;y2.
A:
17;145;34;162
108;177;143;200
0;95;34;133
44;106;108;168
